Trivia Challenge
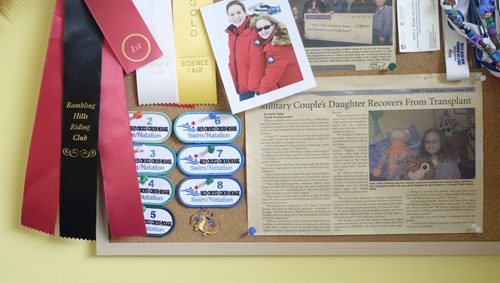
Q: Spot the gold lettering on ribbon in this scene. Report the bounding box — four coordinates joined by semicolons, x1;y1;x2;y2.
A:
122;33;152;63
62;148;97;158
80;149;97;158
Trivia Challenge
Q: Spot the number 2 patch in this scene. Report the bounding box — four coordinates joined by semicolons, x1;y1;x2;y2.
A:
129;111;171;143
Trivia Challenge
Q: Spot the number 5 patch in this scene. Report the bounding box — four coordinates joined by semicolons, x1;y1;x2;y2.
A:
144;207;175;237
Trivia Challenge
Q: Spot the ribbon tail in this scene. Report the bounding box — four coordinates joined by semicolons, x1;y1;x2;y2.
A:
59;0;102;240
21;0;63;234
99;40;147;238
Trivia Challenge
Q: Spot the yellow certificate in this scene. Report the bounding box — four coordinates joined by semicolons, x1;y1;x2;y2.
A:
173;0;217;104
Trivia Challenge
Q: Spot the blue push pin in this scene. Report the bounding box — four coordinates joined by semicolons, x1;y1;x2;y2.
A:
209;113;217;120
388;63;397;71
248;226;257;237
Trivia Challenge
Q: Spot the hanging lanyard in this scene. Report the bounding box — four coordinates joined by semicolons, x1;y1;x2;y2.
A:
441;0;500;79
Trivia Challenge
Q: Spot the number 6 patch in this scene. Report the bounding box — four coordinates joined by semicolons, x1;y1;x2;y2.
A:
173;112;242;143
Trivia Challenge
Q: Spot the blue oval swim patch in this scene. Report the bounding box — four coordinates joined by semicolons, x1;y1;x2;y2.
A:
177;177;243;208
177;144;244;176
174;112;242;143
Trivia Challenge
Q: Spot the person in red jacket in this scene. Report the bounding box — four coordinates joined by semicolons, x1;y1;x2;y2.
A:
250;14;303;95
225;0;264;101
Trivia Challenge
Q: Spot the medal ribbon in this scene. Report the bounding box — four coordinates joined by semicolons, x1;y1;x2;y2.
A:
441;0;471;80
134;0;180;105
99;40;146;238
496;0;500;34
60;0;103;240
84;0;163;73
441;0;500;79
469;0;500;79
21;0;63;234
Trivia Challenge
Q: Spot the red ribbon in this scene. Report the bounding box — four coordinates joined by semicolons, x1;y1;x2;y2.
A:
99;41;146;238
84;0;163;73
21;0;63;234
23;1;146;238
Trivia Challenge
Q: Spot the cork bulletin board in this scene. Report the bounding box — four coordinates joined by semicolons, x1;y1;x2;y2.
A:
96;33;500;256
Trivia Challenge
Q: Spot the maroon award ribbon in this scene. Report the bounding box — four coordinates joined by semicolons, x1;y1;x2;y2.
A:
21;0;63;234
84;0;163;73
23;0;147;240
99;40;146;238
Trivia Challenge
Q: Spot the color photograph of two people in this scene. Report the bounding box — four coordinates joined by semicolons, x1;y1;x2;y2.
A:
202;0;316;113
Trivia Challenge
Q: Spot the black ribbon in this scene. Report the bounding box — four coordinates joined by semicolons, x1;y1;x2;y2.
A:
60;0;103;240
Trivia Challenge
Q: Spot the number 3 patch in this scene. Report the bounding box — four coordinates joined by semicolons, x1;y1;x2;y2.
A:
134;143;176;175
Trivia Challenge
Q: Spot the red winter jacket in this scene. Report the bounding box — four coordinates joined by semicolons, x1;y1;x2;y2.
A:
256;29;303;94
226;16;263;94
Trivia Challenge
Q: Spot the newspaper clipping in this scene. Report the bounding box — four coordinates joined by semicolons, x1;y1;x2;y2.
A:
288;0;396;70
245;74;483;235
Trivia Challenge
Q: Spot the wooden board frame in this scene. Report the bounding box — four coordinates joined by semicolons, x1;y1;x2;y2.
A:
96;206;500;255
96;67;500;255
96;70;500;255
96;7;500;254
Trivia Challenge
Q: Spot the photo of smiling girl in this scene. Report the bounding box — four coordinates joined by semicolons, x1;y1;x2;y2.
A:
419;128;461;180
225;0;264;101
250;14;303;94
201;0;316;113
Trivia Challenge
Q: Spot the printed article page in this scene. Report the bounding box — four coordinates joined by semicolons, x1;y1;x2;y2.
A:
246;74;483;235
288;0;396;70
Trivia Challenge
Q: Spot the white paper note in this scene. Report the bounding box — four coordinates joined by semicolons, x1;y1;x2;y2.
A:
397;0;440;52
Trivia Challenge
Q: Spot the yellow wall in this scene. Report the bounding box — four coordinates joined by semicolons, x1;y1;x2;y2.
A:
1;2;499;282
